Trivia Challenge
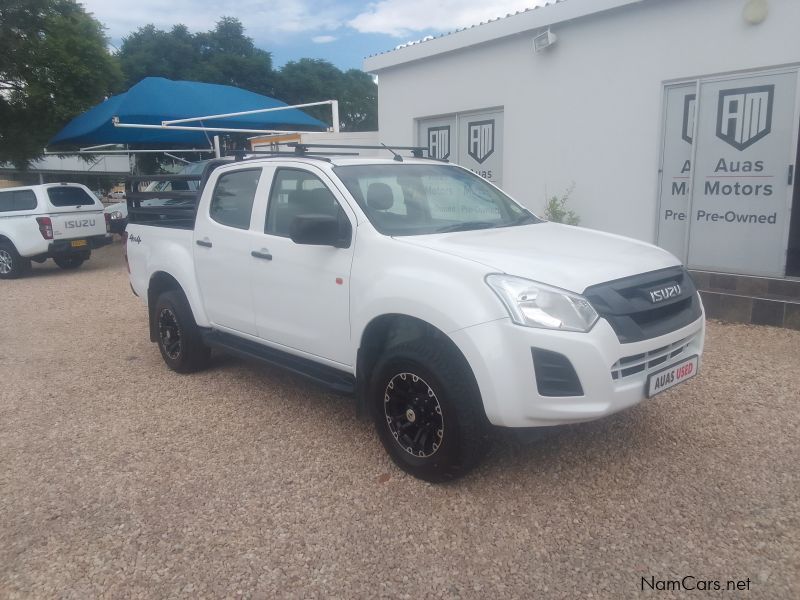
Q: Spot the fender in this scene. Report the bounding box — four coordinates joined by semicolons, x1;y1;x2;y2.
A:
131;228;210;328
350;237;507;361
147;264;209;328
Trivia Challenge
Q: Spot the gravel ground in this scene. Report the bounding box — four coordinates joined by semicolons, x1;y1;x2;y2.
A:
1;242;798;599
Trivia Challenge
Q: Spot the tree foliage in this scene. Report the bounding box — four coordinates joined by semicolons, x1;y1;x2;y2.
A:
278;59;378;132
118;18;274;96
0;0;121;167
118;22;378;132
1;9;378;166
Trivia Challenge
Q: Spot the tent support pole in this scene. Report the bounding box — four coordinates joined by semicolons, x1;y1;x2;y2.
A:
331;101;340;133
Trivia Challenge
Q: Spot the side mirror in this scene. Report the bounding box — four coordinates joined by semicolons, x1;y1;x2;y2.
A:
289;214;350;248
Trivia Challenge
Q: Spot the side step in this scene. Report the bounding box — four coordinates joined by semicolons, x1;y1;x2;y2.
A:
202;330;356;394
689;270;800;330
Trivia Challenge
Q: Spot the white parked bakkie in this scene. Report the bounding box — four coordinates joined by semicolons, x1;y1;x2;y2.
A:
126;153;705;481
0;183;110;278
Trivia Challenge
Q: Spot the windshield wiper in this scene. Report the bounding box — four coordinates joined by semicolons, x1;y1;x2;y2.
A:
436;221;498;233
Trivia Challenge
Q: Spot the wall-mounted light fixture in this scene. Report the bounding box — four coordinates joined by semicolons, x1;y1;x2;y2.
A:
533;29;557;53
743;0;769;25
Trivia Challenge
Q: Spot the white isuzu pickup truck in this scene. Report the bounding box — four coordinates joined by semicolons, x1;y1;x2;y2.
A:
0;183;110;278
126;149;705;481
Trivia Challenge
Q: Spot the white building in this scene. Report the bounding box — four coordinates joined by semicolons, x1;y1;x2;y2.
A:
364;0;800;302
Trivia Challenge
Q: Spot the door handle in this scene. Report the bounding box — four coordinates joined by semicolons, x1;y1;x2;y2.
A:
196;239;212;248
251;250;272;260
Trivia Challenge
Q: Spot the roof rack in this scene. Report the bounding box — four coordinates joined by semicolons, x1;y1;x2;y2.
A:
287;142;428;160
229;149;359;163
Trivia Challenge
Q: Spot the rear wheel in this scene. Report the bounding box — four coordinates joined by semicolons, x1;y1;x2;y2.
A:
53;256;85;270
0;242;31;279
154;290;210;373
370;340;489;482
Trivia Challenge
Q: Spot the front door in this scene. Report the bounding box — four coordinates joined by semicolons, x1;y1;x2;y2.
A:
194;166;265;335
251;165;356;366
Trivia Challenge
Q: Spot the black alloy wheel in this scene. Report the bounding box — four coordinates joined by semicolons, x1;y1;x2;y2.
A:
371;340;490;482
153;290;210;373
384;372;444;458
158;307;183;360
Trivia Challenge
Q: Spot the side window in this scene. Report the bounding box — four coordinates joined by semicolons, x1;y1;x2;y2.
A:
265;168;344;237
209;169;261;230
0;190;37;212
13;190;37;211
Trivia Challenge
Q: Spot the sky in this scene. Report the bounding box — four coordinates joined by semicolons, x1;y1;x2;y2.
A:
79;0;550;71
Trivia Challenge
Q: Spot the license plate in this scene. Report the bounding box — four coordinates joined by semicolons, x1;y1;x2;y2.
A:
70;239;87;248
646;355;698;398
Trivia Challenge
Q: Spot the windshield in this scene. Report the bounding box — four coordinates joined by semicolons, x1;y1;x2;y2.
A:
333;164;541;236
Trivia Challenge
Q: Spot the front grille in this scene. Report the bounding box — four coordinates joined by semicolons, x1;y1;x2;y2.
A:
611;333;696;381
584;266;702;343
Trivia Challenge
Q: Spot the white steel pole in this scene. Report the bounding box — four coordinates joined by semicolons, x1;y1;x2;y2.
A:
331;100;340;133
161;100;336;126
113;122;308;135
213;136;221;158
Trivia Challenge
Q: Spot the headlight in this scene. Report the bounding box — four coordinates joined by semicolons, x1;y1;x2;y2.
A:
485;274;599;332
110;211;124;220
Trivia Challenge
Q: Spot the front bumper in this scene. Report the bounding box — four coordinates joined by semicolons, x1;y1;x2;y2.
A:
450;312;705;428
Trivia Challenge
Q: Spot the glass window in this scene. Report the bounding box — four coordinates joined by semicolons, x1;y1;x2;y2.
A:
209;169;261;230
47;186;97;207
265;168;345;237
0;190;37;212
333;164;540;236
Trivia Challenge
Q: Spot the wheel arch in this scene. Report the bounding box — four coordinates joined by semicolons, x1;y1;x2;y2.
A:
147;271;187;342
355;313;481;418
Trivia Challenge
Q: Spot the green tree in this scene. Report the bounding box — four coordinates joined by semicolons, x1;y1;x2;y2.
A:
0;0;121;166
118;18;274;96
118;20;377;132
278;59;377;131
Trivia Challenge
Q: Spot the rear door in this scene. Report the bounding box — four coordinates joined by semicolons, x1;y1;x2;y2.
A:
45;185;107;241
193;165;266;336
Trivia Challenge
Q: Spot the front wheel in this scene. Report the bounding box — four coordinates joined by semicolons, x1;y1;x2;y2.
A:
370;340;489;482
53;256;85;270
0;242;31;279
154;290;210;373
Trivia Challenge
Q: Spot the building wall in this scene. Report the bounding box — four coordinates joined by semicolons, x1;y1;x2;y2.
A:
372;0;800;242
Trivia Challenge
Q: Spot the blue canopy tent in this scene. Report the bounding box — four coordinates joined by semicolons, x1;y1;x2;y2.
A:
48;77;329;149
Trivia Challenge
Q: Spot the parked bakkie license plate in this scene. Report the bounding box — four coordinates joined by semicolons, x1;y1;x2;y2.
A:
646;355;698;398
70;240;87;248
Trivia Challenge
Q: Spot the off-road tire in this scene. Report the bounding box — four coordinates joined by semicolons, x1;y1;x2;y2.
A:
370;339;490;482
154;290;210;373
0;242;31;279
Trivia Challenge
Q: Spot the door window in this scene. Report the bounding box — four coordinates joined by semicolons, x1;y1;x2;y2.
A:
265;168;346;237
209;168;261;230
